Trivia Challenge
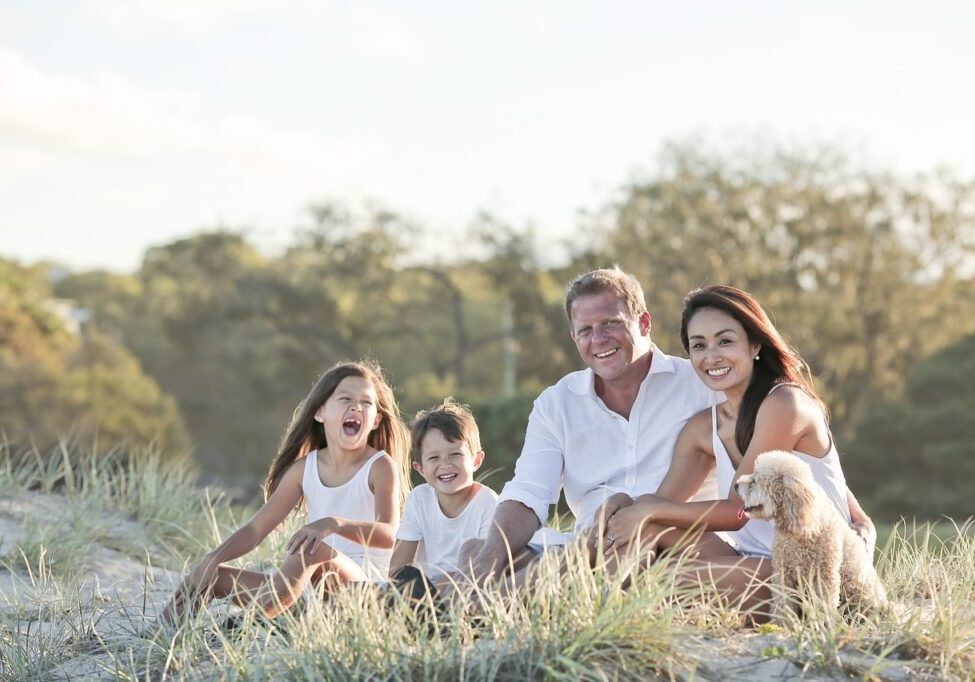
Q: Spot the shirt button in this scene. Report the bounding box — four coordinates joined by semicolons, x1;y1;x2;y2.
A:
625;474;635;486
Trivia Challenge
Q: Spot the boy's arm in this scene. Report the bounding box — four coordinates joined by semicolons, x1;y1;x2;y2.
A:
387;485;423;577
388;539;420;577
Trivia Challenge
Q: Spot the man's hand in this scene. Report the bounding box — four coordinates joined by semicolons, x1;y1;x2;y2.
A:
287;517;339;555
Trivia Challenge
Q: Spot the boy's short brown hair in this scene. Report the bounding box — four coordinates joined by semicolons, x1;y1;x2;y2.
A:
563;265;648;324
410;397;482;463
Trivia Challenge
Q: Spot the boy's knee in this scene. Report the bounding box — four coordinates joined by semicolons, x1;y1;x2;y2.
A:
459;538;484;556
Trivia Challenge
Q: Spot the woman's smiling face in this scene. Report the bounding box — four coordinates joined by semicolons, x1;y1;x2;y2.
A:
686;307;761;396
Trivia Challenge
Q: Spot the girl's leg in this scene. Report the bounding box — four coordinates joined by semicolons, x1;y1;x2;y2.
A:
245;545;369;617
161;565;270;625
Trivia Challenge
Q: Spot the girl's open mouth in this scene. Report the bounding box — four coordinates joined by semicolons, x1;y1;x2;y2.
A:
342;417;362;436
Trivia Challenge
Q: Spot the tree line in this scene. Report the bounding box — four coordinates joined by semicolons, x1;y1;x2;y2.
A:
2;141;973;520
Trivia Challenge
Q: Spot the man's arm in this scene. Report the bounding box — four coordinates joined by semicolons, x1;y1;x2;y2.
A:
469;500;541;581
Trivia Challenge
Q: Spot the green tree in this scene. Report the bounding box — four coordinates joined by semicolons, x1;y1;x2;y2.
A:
846;333;975;521
579;141;975;439
0;258;189;456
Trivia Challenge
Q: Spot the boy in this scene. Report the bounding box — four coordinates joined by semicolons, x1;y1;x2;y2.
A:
389;398;498;583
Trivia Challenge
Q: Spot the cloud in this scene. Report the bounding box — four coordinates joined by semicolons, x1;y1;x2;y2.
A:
339;6;426;60
82;1;425;60
0;48;206;157
0;47;379;176
82;0;286;37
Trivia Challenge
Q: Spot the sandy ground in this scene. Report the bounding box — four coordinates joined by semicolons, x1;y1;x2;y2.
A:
0;490;929;681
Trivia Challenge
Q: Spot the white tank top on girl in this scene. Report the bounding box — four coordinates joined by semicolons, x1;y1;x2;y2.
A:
712;386;852;558
302;449;392;582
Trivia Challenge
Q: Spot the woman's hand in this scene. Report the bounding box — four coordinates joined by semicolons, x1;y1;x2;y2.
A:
851;519;877;558
846;490;877;558
287;517;339;555
603;495;667;554
585;492;634;554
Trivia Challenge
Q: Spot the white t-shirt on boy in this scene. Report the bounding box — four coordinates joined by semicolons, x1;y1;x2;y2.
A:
396;483;499;580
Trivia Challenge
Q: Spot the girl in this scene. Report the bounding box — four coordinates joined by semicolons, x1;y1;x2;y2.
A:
598;286;875;615
162;360;410;623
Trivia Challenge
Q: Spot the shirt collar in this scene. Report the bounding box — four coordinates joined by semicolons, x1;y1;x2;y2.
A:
567;343;676;396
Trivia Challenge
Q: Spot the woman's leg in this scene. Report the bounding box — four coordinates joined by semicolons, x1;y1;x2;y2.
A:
677;556;773;623
610;526;772;622
603;523;735;576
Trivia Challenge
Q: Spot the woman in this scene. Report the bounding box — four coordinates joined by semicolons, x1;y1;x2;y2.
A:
598;285;876;615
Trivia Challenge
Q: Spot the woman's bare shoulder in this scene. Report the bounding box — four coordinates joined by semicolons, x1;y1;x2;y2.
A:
764;384;821;420
681;407;715;446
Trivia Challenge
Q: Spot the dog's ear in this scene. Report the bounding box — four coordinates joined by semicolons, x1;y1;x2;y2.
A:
774;470;817;535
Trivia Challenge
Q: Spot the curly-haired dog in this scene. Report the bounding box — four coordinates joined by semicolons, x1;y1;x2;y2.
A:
734;451;887;621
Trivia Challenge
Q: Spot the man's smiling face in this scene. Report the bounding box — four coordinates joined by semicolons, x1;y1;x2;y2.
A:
569;291;651;386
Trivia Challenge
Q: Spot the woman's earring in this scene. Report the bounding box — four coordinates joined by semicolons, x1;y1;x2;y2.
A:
754;354;760;361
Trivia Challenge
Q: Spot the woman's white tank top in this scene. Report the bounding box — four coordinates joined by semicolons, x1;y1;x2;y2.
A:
712;391;852;557
302;449;392;580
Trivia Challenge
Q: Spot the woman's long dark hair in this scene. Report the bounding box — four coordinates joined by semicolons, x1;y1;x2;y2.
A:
263;359;410;507
679;285;824;455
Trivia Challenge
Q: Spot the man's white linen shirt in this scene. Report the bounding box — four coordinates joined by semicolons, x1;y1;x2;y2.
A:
499;345;719;532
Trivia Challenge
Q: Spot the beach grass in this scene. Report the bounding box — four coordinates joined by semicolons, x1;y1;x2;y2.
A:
1;442;973;680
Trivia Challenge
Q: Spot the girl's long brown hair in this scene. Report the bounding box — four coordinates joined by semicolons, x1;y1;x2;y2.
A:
263;359;411;508
679;285;824;455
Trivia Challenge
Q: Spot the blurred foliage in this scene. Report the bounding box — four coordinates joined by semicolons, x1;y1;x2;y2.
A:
0;259;189;455
1;140;971;519
846;332;975;521
576;141;975;440
469;390;538;491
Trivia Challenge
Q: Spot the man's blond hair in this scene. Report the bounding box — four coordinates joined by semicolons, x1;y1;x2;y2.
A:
563;266;648;324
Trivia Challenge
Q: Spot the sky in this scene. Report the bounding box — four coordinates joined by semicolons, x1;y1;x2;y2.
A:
1;1;973;273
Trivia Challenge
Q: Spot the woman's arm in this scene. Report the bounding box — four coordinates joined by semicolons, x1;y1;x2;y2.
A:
655;410;716;502
847;489;877;556
599;411;719;545
608;388;818;542
288;454;402;555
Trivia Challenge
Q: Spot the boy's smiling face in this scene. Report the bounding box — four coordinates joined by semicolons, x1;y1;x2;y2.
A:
414;428;483;496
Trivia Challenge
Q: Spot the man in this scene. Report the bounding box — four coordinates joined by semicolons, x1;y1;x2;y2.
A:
470;266;718;579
